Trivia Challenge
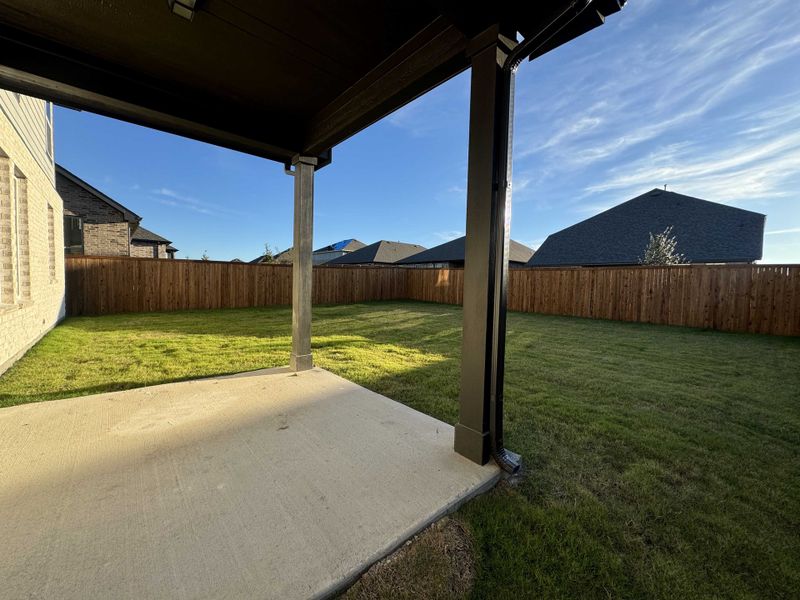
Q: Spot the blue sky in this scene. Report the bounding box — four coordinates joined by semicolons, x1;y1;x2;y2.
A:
55;0;800;263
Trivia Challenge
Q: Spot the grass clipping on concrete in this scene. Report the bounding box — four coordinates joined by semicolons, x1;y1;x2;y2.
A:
342;516;476;600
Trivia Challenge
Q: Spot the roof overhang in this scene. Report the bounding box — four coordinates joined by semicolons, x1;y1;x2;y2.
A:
0;1;625;167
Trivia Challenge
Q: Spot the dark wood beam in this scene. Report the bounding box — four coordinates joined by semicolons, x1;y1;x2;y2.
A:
302;17;470;156
0;23;301;163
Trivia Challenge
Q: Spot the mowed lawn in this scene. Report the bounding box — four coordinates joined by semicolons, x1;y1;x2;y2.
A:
1;302;799;598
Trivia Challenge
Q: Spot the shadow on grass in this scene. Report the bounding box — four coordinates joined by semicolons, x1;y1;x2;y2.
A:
1;302;799;598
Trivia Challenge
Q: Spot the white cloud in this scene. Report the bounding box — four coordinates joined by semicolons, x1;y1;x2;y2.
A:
506;0;800;262
514;0;800;175
766;227;800;235
150;187;245;218
434;230;463;242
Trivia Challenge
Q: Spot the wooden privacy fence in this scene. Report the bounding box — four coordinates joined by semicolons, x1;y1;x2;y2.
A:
65;257;800;336
65;256;407;316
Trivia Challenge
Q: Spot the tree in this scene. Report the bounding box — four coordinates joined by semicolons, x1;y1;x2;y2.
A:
260;242;279;263
639;226;686;265
200;250;210;261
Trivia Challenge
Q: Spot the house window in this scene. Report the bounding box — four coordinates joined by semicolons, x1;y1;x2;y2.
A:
45;102;53;163
0;157;12;305
64;215;84;255
48;204;56;281
12;173;30;302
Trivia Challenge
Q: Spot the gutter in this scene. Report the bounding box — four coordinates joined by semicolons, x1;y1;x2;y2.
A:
489;0;625;474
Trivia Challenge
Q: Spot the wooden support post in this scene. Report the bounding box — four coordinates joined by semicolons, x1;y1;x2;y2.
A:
290;155;317;371
455;28;517;465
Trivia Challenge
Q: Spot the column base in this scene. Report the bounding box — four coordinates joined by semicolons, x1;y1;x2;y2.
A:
454;423;491;465
290;353;313;372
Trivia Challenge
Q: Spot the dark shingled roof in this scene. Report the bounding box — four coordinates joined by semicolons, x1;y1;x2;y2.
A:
314;238;366;253
131;226;171;244
326;241;427;265
528;189;766;267
398;236;534;265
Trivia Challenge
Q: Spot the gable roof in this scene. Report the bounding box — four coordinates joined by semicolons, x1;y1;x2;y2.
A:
55;164;141;223
250;247;292;264
131;225;171;244
314;239;365;253
398;236;534;265
253;239;364;263
528;189;766;267
326;241;427;265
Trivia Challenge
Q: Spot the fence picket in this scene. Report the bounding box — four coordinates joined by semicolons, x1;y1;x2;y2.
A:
63;257;799;336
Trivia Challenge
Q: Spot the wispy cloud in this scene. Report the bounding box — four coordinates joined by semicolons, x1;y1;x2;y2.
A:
766;227;800;235
434;230;463;242
150;187;245;218
509;0;800;242
515;0;800;174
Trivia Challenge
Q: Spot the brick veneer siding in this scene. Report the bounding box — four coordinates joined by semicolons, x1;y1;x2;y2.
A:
0;95;66;375
56;172;132;256
130;240;168;259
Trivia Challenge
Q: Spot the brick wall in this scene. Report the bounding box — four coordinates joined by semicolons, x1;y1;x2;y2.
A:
0;94;66;374
83;221;131;256
130;240;168;259
57;171;131;256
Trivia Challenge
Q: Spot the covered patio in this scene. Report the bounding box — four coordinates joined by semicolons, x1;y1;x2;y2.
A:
0;367;498;598
0;0;626;596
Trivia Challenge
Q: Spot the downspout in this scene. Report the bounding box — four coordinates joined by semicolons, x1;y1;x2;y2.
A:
490;0;603;473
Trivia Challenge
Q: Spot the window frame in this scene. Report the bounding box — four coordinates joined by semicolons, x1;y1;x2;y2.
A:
64;215;85;255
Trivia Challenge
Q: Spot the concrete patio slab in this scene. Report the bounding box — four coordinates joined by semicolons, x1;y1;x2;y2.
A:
0;367;499;599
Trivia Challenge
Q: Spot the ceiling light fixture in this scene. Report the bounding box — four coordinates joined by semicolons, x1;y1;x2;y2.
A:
167;0;198;21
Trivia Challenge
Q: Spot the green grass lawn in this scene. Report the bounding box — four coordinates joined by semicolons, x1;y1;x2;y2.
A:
1;302;799;598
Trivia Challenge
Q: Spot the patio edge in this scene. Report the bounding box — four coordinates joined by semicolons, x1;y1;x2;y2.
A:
314;467;502;600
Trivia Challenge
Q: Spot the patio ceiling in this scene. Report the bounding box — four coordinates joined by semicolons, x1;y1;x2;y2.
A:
0;0;624;165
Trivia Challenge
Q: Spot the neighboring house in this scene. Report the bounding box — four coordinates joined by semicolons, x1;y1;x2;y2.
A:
250;247;293;264
131;225;174;259
398;236;534;268
528;189;766;267
250;238;365;265
312;238;366;265
0;90;65;374
56;164;176;258
326;240;427;266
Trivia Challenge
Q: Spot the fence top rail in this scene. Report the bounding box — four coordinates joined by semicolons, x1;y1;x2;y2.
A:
64;256;800;271
64;256;410;271
64;255;294;267
513;263;800;271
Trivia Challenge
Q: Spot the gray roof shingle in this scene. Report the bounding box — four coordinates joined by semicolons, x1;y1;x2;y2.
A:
326;241;427;265
131;225;171;244
398;236;534;265
528;189;766;267
313;239;366;253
